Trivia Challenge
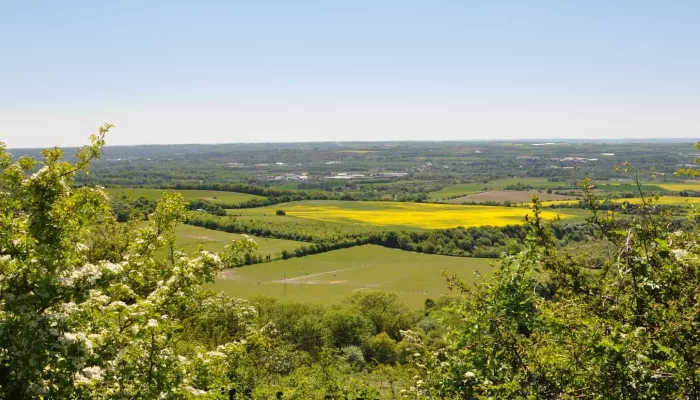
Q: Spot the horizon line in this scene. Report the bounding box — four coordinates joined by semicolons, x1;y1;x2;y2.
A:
7;137;699;150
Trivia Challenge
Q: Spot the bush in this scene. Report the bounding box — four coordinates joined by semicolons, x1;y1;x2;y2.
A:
341;346;366;366
324;308;373;349
365;333;397;365
276;209;286;216
418;183;700;399
0;126;260;397
345;291;414;340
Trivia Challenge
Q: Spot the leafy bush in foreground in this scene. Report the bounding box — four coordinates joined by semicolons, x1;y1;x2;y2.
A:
0;126;260;398
409;175;700;399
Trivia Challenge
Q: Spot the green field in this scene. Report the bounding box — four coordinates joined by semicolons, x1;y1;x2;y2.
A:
429;178;572;200
227;200;587;230
209;245;492;308
170;224;306;259
594;184;665;193
107;188;264;204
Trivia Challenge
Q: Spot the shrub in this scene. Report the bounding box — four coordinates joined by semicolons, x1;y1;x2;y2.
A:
0;126;259;398
341;346;366;365
365;333;397;365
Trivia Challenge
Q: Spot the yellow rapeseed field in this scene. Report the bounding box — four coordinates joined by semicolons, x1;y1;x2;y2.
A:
539;196;700;207
656;183;700;192
336;150;375;154
274;201;576;229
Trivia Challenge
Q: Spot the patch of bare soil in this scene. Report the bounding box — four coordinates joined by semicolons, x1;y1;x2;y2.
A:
447;190;578;204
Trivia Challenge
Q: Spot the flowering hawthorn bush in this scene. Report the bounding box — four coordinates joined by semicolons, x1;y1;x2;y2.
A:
0;125;258;398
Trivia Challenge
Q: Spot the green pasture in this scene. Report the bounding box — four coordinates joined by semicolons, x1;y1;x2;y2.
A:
168;224;306;259
223;209;388;240
429;178;572;200
209;245;493;308
594;184;665;193
106;188;264;204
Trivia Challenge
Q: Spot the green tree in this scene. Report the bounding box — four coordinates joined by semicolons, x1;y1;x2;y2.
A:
675;142;700;177
325;308;373;349
345;291;413;339
365;333;398;365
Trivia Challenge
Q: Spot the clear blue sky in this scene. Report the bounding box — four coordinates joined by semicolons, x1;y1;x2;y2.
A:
2;0;698;147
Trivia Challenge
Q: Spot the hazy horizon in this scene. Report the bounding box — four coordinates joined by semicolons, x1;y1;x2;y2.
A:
2;1;699;148
7;136;698;151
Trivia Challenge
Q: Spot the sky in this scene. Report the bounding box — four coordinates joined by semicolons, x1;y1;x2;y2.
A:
1;1;699;148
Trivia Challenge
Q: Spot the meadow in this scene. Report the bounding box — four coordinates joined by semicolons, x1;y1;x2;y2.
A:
168;224;306;259
594;184;665;193
229;200;586;230
429;178;572;201
107;188;264;204
209;245;493;308
221;210;388;241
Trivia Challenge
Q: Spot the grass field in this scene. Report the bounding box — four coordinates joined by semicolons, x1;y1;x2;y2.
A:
169;224;306;259
595;184;665;193
107;188;264;204
447;190;579;204
429;178;572;200
230;200;586;230
209;245;493;308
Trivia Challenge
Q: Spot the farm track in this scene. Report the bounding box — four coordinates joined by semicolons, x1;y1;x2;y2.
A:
276;265;370;284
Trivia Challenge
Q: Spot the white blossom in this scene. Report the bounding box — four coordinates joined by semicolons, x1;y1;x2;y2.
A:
185;386;206;395
29;166;49;179
80;366;103;381
102;262;123;274
672;249;688;259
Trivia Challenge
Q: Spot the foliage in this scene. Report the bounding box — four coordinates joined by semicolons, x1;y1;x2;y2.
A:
345;291;414;340
412;177;700;398
4;132;700;398
674;142;700;177
0;126;262;398
365;333;398;365
324;308;373;349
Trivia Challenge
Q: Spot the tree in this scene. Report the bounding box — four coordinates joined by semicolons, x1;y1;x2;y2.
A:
345;291;413;339
0;125;258;398
324;308;373;349
675;142;700;177
365;333;397;365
